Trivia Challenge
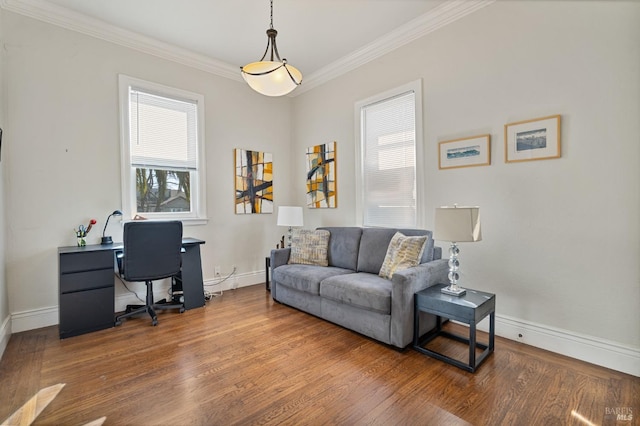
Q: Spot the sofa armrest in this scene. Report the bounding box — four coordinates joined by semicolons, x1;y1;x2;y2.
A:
389;258;449;348
270;247;290;269
270;248;290;300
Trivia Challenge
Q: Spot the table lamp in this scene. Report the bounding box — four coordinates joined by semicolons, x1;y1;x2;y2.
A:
101;210;123;245
434;205;481;296
277;206;303;247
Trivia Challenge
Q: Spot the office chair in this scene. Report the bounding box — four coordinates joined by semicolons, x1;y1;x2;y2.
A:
115;220;184;326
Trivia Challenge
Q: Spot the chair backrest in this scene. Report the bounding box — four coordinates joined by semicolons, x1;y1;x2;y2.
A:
122;221;183;282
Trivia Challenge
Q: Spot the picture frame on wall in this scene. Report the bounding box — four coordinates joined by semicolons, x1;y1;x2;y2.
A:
504;115;561;163
438;134;491;170
306;141;337;208
234;148;273;214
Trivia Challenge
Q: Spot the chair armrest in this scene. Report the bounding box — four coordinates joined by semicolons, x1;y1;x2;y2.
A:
269;248;291;300
389;258;449;348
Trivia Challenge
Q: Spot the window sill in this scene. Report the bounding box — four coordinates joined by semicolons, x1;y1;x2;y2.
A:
121;217;209;226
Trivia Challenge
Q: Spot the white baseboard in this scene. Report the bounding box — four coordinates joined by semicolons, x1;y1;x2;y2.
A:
113;270;264;310
0;315;11;360
203;269;264;293
475;313;640;377
10;270;266;333
11;305;58;333
7;272;639;377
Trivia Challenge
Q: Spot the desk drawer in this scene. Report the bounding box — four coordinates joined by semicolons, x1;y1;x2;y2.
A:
59;286;114;338
60;250;113;274
60;268;113;293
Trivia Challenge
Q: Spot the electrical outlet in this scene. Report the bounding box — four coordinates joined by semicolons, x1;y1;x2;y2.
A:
214;265;221;277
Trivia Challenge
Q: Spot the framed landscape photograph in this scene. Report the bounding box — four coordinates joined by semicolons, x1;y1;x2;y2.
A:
438;134;491;170
504;115;561;163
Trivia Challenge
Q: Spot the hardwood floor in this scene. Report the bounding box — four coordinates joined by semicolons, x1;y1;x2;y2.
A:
1;284;638;425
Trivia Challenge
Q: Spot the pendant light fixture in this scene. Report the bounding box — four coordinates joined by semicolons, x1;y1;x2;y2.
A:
241;0;302;97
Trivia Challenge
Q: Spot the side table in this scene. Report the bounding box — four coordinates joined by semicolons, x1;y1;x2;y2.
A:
413;283;495;372
265;256;270;292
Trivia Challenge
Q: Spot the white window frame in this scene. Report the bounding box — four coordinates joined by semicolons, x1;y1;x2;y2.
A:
354;79;424;228
118;74;207;224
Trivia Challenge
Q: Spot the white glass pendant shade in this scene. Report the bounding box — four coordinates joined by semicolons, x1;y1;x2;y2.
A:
241;61;302;97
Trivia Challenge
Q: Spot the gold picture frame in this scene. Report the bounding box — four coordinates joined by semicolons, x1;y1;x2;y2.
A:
504;115;561;163
306;141;337;208
234;148;273;214
438;134;491;170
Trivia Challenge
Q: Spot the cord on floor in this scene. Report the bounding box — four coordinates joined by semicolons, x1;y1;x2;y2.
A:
203;266;237;300
115;274;145;304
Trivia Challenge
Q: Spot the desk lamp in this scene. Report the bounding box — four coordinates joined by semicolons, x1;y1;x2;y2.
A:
277;206;303;247
101;210;123;245
434;205;481;296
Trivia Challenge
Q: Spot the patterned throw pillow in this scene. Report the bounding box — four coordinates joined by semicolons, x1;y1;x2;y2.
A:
288;229;330;266
378;232;428;280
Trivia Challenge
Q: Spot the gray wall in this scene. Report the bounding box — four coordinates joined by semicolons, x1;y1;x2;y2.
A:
1;10;293;329
291;1;640;350
0;5;9;356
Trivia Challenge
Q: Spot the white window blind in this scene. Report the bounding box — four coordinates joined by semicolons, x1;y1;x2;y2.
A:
129;89;198;171
361;91;417;228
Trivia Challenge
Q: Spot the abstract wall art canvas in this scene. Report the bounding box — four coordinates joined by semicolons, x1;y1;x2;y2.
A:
306;141;337;208
234;148;273;214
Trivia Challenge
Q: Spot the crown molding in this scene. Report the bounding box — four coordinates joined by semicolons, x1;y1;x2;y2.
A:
292;0;495;96
0;0;494;95
0;0;243;82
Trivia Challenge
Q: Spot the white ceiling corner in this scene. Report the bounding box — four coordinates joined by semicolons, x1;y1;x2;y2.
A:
0;0;495;96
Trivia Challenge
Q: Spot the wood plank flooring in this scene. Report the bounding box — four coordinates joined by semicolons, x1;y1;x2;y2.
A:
1;285;638;425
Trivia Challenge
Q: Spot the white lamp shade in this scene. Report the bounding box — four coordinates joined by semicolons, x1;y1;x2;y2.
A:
277;206;303;227
434;206;482;242
241;61;302;97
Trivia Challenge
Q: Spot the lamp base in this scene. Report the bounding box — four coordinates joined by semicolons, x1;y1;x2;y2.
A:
101;236;113;245
441;285;466;297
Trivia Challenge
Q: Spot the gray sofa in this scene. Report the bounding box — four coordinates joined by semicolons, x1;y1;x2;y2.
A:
270;227;449;349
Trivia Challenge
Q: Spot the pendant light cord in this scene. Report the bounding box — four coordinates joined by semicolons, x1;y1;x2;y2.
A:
270;0;274;30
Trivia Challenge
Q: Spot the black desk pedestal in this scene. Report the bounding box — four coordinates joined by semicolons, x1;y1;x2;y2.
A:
175;241;206;310
58;247;115;339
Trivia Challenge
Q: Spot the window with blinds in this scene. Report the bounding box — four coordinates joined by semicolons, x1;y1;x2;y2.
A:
119;75;207;222
357;83;421;228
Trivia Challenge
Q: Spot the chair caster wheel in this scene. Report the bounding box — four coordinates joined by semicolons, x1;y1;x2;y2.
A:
152;318;158;326
115;320;121;326
179;308;185;313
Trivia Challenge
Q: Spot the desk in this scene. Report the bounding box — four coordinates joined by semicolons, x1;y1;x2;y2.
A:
58;238;205;339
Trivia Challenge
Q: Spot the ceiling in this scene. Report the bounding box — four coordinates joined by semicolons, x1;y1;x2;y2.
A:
4;0;494;93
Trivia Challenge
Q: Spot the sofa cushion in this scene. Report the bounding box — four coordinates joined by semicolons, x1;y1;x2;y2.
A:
274;264;353;295
320;273;393;315
399;229;435;263
288;229;330;266
378;232;428;279
357;228;433;274
357;228;400;274
317;227;363;270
